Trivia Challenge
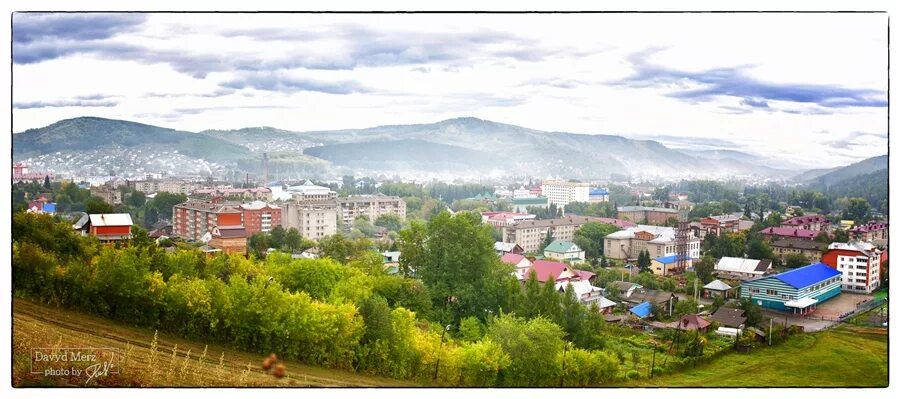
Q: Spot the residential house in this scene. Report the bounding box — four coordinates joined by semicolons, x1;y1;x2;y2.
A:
650;254;693;276
525;260;595;284
677;315;710;332
556;280;614;311
382;251;401;274
630;302;653;319
770;239;827;264
208;226;248;255
73;213;133;244
740;263;842;314
821;241;882;293
706;307;747;329
663;200;695;213
695;213;744;238
616;206;679;225
543;240;585;263
620;287;678;316
494;242;524;256
603;225;700;261
26;195;57;215
703;279;734;298
500;253;533;278
714;257;773;281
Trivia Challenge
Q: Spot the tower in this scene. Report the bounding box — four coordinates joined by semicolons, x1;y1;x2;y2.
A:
675;207;690;274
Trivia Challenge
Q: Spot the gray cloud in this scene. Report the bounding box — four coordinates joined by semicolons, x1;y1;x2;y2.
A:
14;98;119;109
12;13;146;44
613;47;887;109
821;131;888;149
220;72;369;95
521;78;591;89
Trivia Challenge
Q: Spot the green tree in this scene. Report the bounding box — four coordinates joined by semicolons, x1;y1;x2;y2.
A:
486;314;565;387
397;220;427;277
784;253;811;268
43;175;51;189
746;235;774;261
573;222;619;261
842;197;871;223
459;316;485;342
694;254;716;284
738;296;763;327
374;214;404;232
127;191;147;208
85;196;114;214
637;250;651;272
458;338;511;387
539;229;554;253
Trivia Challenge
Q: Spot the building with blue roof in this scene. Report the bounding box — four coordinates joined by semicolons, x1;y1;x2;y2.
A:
740;263;842;314
630;302;652;319
650;254;693;277
589;188;610;203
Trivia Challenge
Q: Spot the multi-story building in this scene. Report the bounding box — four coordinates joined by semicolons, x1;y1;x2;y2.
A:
282;201;338;240
693;213;748;239
286;180;338;202
603;225;701;261
191;187;273;201
239;201;281;234
540;180;590;208
769;239;827;264
172;200;243;241
72;213;134;244
759;226;821;241
90;186;123;205
481;211;536;228
337;195;406;225
850;221;888;244
821;241;882;293
128;179;204;195
740;263;841;314
12;162;54;183
780;215;832;234
616;206;679;226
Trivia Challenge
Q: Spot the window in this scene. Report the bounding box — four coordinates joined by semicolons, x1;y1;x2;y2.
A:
750;288;760;294
766;289;778;296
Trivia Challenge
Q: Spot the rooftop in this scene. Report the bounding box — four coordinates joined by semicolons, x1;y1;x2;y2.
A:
654;254;691;264
707;307;747;328
617;206;678;213
759;226;821;239
500;253;528;265
770;239;827;251
851;221;888;233
771;262;842;289
544;240;581;254
715;257;772;274
88;213;133;227
782;215;830;226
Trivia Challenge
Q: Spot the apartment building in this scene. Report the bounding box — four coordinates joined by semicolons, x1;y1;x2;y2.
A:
90;186;123;205
603;225;700;261
282;201;338;240
127;179;203;195
821;241;882;294
501;216;626;253
239;201;282;234
540;180;590;208
337;195;406;224
617;206;679;225
172;200;243;241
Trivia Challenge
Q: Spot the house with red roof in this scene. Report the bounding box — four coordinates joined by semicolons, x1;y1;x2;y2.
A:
526;259;595;284
500;253;533;277
759;226;821;241
678;314;711;332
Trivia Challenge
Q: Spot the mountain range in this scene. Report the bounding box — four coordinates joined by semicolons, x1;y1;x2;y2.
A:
12;116;885;182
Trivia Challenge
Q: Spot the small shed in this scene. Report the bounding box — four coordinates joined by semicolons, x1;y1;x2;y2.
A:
703;279;734;298
678;314;711;332
630;302;652;319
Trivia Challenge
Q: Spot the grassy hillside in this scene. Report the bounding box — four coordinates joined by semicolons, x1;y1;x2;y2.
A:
624;325;887;387
13;117;251;162
805;155;888;187
12;299;413;387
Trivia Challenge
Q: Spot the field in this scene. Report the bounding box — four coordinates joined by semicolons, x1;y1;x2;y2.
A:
12;298;414;387
624;324;888;387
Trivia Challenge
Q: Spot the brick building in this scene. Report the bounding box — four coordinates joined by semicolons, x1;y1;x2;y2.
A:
239;201;281;234
172;200;243;241
616;206;679;225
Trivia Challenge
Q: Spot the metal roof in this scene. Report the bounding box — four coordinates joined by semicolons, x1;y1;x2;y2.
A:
773;263;842;289
630;302;652;319
88;213;133;227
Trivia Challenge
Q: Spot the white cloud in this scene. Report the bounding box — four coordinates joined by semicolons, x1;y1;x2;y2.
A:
12;12;887;168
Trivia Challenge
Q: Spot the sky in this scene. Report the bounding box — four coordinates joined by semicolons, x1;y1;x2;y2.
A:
12;12;888;168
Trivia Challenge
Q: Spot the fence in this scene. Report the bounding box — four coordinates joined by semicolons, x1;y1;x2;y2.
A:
812;297;888;328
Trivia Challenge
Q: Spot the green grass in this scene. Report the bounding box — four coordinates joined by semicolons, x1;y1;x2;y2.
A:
873;288;888;301
622;325;887;387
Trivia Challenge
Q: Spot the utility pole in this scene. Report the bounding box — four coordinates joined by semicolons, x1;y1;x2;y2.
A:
433;324;451;382
649;341;657;379
560;342;572;387
768;318;773;346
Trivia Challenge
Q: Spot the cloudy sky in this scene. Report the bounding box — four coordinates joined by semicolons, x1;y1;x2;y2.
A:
12;12;887;168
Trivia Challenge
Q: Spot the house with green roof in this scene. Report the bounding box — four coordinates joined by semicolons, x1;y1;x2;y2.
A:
543;240;585;263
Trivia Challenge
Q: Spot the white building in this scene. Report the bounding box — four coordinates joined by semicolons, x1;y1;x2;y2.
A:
287;180;337;202
714;257;773;281
603;225;701;261
824;241;882;294
543;240;586;263
540;180;590;208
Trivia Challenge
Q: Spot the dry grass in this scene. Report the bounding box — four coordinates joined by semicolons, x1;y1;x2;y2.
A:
13;298;415;387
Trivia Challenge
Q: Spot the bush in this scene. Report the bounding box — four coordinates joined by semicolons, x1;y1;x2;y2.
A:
626;370;640;379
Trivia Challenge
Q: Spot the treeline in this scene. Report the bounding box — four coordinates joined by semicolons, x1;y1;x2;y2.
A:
13;211;623;386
